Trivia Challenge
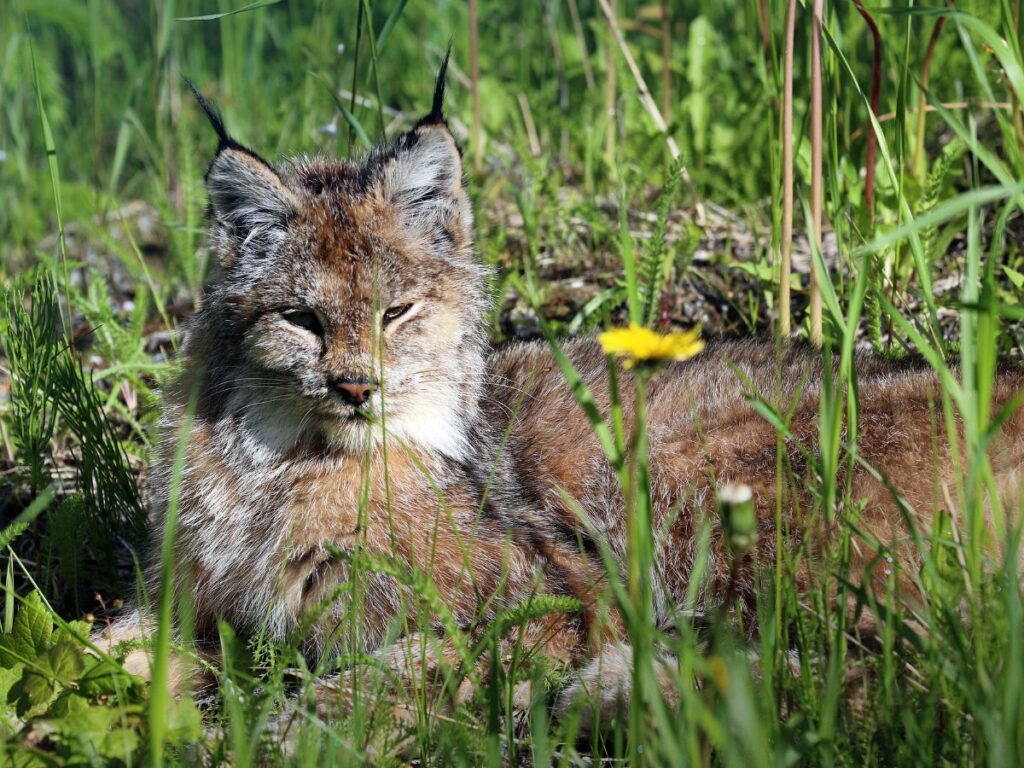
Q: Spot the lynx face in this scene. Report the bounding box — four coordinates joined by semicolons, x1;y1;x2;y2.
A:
192;108;489;461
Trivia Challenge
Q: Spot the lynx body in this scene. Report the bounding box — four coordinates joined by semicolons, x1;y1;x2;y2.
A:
100;63;1024;716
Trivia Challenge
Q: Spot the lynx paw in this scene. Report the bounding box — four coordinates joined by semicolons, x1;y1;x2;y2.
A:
555;642;680;734
92;609;204;697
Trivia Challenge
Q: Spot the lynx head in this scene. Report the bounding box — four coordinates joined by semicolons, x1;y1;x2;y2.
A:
187;56;488;461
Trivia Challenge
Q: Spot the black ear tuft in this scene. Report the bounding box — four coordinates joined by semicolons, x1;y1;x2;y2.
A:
186;78;232;149
187;78;281;183
418;44;452;128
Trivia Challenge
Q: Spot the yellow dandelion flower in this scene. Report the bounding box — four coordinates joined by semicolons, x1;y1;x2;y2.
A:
597;323;704;367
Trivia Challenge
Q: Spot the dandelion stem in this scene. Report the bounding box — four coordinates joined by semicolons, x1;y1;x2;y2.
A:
625;367;652;767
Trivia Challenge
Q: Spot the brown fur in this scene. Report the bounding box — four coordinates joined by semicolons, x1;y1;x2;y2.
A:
97;76;1024;722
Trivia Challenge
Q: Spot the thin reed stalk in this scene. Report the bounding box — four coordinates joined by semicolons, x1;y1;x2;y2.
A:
780;0;797;338
852;0;882;225
810;0;825;346
914;7;950;178
756;0;771;56
1010;0;1024;147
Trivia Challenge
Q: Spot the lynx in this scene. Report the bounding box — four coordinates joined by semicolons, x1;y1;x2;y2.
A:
99;57;1024;723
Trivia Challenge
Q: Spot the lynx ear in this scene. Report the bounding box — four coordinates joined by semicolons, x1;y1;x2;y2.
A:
206;147;298;256
379;124;465;212
380;125;472;257
189;81;298;266
373;51;473;256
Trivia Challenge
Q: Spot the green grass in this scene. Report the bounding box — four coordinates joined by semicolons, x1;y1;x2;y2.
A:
1;0;1023;764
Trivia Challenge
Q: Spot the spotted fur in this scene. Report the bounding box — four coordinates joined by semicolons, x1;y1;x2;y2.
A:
98;63;1024;725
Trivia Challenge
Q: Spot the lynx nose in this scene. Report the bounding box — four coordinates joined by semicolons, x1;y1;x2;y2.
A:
331;377;375;407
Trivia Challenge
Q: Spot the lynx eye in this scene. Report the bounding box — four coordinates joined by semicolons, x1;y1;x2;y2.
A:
382;304;413;327
282;309;323;336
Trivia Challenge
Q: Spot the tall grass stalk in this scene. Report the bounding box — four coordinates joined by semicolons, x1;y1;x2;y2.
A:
148;392;197;767
28;37;71;338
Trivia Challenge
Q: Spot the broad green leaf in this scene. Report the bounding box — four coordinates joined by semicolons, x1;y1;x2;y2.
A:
165;697;203;743
0;663;24;703
78;654;143;698
9;665;55;717
99;727;141;759
0;592;54;668
46;693;120;735
53;619;93;648
42;642;84;687
41;695;142;761
9;642;84;716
